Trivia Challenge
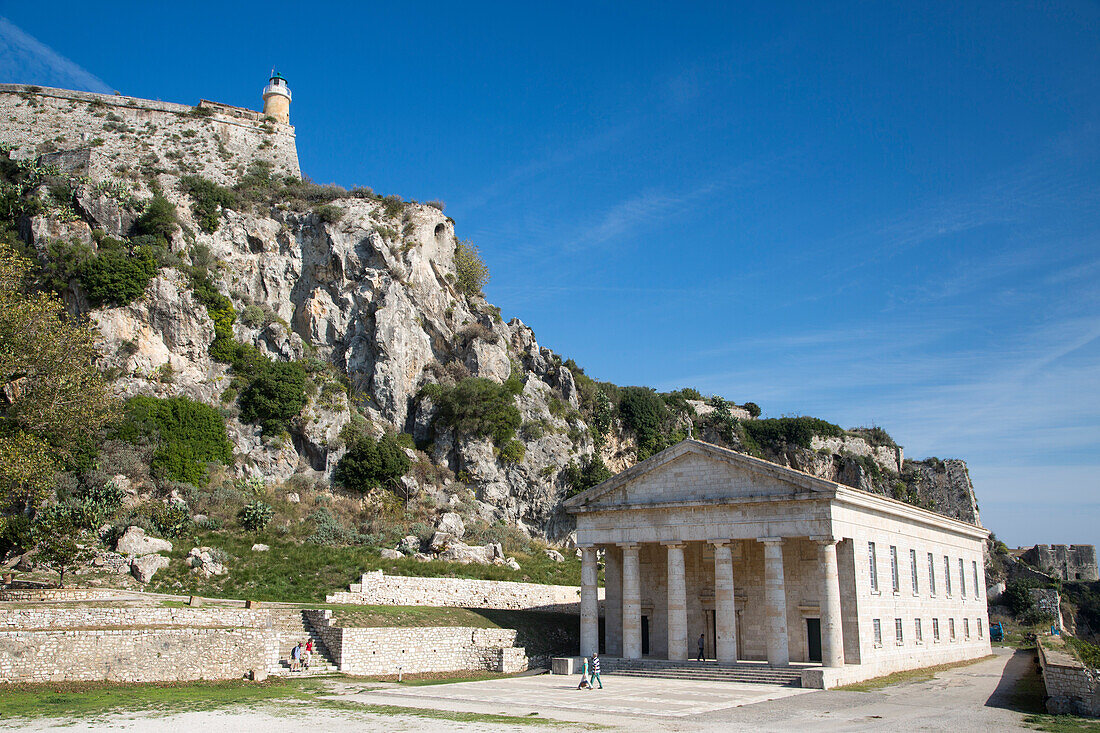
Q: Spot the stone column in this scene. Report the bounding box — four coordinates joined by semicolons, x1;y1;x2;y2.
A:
712;540;738;663
580;546;599;657
813;536;844;668
664;542;688;660
604;546;623;656
759;537;789;667
621;543;642;659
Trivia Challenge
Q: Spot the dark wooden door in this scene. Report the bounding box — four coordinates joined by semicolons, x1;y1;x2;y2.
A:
807;618;822;662
641;615;650;655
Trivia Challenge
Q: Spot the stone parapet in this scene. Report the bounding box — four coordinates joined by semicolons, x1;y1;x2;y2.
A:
325;624;524;676
1039;639;1100;717
327;570;603;613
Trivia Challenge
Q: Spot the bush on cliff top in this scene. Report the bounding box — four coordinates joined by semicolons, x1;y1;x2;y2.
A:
425;377;521;447
743;416;844;450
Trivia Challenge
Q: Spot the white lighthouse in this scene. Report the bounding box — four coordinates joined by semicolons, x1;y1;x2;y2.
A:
262;71;291;124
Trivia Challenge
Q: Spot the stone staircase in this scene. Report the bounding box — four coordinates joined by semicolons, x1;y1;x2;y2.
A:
607;658;804;686
269;610;339;676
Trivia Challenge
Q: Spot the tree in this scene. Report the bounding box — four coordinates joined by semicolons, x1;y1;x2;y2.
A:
618;386;669;459
0;240;119;512
132;194;178;243
238;361;309;434
453;241;490;297
32;505;95;588
334;433;411;496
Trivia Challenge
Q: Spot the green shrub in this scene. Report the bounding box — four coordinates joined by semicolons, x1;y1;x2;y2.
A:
564;455;612;497
239;304;265;328
306;507;361;545
1003;579;1037;618
314;203;344;223
238;360;309;434
618;386;669;458
1067;636;1100;670
239;500;274;532
432;377;520;445
498;439;525;464
152;503;192;538
453;240;489;297
743;416;844;450
741;401;762;418
179;175;237;233
334;433;411;494
115;396;233;484
78;245;157;306
132;194;178;243
73;480;125;527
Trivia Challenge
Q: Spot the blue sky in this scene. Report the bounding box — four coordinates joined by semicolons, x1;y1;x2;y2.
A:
2;2;1098;549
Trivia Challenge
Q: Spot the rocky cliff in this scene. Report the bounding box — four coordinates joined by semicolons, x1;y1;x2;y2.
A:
0;84;983;540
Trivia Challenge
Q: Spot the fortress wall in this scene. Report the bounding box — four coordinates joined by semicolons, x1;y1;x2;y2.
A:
0;84;299;189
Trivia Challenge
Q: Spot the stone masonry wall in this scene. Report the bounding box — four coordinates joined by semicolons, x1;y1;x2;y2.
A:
0;606;273;630
1022;545;1100;582
327;570;603;613
0;84;299;189
331;625;525;676
0;627;274;683
1039;640;1100;717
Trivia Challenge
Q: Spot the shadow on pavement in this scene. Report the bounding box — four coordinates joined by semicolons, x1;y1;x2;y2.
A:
986;647;1046;714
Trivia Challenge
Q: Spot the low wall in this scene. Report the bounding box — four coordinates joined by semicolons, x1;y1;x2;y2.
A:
327;570;601;613
0;588;133;603
330;625;525;676
0;627;274;683
0;606;273;630
1039;640;1100;717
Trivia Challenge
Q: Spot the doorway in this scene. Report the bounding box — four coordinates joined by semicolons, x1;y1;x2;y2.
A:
806;618;822;662
641;616;650;655
704;609;716;659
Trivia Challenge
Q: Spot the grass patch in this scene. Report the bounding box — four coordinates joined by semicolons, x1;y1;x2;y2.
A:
836;655;993;691
0;676;592;727
1024;715;1100;732
0;678;300;720
144;531;582;603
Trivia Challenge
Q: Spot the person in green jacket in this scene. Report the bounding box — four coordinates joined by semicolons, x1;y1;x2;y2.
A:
577;656;592;689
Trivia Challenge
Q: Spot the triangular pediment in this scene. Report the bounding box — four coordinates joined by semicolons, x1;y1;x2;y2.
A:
564;439;838;510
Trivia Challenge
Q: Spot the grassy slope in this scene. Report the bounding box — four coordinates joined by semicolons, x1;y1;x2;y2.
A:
143;530;583;603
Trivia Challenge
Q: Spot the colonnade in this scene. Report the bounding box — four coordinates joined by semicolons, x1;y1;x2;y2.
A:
578;536;845;668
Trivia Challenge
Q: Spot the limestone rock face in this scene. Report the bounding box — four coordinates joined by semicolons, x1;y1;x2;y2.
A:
436;512;466;539
116;527;173;556
130;554;170;583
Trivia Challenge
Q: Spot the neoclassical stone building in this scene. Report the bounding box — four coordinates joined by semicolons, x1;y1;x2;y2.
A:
565;440;991;687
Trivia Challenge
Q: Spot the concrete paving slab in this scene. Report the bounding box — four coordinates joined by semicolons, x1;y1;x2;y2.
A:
356;673;813;719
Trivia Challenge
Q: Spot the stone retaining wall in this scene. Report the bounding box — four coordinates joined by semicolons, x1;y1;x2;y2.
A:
0;627;274;683
1039;639;1100;717
0;588;130;603
327;570;601;612
0;606;272;630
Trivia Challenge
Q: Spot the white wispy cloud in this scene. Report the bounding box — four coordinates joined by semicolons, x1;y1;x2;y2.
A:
0;17;111;93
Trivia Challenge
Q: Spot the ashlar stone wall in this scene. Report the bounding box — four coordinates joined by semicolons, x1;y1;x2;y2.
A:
327;570;603;613
1039;640;1100;717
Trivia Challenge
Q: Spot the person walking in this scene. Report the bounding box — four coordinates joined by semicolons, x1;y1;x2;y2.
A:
290;642;302;672
577;656;591;690
697;633;705;661
303;639;313;669
590;652;603;689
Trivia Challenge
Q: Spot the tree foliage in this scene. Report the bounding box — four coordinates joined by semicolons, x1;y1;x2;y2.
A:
428;377;521;446
115;396;232;485
564;454;613;497
618;386;669;459
32;505;96;588
132;194;179;243
453;241;490;297
333;432;411;494
238;360;309;435
0;240;118;512
743;416;844;450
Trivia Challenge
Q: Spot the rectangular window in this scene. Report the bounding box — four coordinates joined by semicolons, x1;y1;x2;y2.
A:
973;561;981;598
932;618;941;642
960;558;967;598
890;546;900;593
978;619;983;639
873;618;882;647
895;618;904;645
964;618;970;639
915;618;923;642
869;542;879;592
929;553;937;595
949;618;956;641
944;555;952;596
911;549;919;595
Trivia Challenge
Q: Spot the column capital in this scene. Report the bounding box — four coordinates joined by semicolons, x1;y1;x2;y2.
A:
708;539;734;548
810;535;840;546
757;536;786;546
618;542;641;551
660;540;687;548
